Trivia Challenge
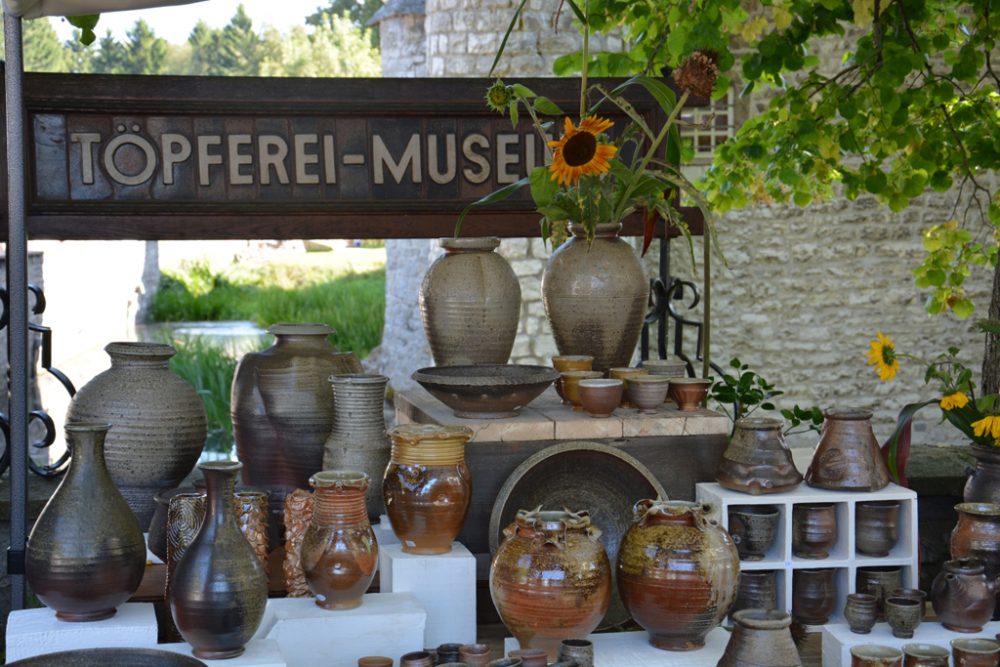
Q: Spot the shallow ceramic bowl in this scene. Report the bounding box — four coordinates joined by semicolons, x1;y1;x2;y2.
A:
412;364;560;419
7;648;207;666
626;376;671;413
578;379;623;418
560;370;604;410
668;377;712;411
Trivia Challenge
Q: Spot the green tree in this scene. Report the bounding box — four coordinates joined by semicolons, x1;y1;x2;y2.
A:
120;19;169;74
90;30;129;73
577;0;1000;393
21;17;67;71
259;12;380;77
208;4;265;76
307;0;382;47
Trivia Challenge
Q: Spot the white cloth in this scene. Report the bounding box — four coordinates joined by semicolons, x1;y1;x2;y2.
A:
3;0;205;19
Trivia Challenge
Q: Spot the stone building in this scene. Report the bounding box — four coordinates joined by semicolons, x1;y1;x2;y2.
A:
370;0;990;448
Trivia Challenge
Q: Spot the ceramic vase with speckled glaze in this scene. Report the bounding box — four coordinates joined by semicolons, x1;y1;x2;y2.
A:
66;342;207;528
617;499;740;651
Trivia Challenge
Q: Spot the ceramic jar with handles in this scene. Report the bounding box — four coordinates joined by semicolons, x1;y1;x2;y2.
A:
951;502;1000;620
931;558;999;633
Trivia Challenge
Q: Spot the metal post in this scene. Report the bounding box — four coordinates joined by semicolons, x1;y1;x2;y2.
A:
5;12;30;610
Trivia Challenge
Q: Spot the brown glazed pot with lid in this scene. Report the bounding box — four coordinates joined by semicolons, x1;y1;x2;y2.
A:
617;499;740;651
717;417;803;494
805;408;890;491
931;557;999;633
951;502;1000;620
490;508;612;660
383;424;473;554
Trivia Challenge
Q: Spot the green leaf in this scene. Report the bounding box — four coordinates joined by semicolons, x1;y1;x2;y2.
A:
533;96;565;116
529;165;557;207
952;298;975;318
488;0;530;77
454;176;529;236
865;171;888;194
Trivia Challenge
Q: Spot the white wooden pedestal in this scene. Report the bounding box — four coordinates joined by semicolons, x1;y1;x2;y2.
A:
504;629;731;666
5;602;159;662
823;619;1000;665
253;592;426;667
158;638;286;666
378;541;476;647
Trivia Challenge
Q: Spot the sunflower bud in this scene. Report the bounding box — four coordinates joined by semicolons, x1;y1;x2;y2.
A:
485;79;514;115
673;50;720;99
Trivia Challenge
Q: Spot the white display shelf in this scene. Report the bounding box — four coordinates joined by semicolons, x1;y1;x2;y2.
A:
158;638;286;666
504;629;730;666
822;619;1000;665
5;602;158;662
696;482;919;624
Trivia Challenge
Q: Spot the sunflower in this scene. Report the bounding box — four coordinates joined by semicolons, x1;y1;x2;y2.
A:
940;391;970;410
548;116;617;186
867;331;899;381
972;415;1000;440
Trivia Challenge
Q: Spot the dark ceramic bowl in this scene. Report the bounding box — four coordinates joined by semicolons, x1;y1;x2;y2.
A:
412;364;561;419
6;648;207;666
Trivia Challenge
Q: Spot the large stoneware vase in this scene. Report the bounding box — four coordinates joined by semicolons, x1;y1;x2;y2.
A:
805;409;890;491
419;237;521;366
951;502;1000;620
232;323;363;544
170;461;267;660
490;508;612;660
965;444;1000;504
541;223;649;373
26;422;146;621
617;499;740;651
322;374;391;519
65;342;207;529
717;417;803;494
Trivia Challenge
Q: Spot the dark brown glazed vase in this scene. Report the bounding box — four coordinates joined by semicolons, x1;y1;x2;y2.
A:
965;444;1000;504
383;424;472;554
66;342;208;528
26;422;146;621
322;373;391;519
931;558;999;633
490;509;612;660
420;237;521;366
792;568;837;625
951;502;1000;620
856;500;901;557
845;593;878;634
792;503;838;559
232;323;363;545
617;500;740;651
717;609;803;667
805;409;890;491
542;222;649;373
717;417;803;494
728;505;780;561
170;461;268;660
301;471;378;609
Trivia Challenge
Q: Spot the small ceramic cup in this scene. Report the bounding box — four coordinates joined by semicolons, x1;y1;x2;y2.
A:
951;638;1000;667
728;505;780;561
625;375;671;414
437;643;463;664
901;643;950;667
558;638;594;667
667;377;711;411
358;658;394;667
507;648;546;667
856;500;901;557
487;659;524;667
850;645;904;667
552;356;594;402
578;379;624;418
560;370;603;410
888;588;927;619
400;651;435;667
459;643;492;667
792;502;838;559
845;593;878;634
885;596;922;638
608;367;648;407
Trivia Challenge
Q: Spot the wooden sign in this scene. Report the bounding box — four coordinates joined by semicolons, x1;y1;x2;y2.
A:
4;70;700;240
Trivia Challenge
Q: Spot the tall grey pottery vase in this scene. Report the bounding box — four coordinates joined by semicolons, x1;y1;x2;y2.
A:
169;461;267;660
26;422;146;621
322;373;391;518
66;342;207;529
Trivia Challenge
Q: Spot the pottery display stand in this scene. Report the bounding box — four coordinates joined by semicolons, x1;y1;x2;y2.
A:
252;592;426;667
822;619;1000;665
378;539;476;647
157;639;286;666
504;629;731;666
696;482;919;625
5;602;158;662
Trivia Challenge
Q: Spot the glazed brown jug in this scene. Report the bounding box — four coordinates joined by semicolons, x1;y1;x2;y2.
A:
26;422;146;621
951;502;1000;620
301;470;378;609
717;417;803;494
66;342;207;528
420;237;521;366
805;409;890;491
717;609;803;667
232;323;363;545
931;558;999;633
490;508;612;660
383;424;472;554
965;444;1000;504
617;499;740;651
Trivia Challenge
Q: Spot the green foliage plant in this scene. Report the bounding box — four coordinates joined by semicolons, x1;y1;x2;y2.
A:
167;336;241;454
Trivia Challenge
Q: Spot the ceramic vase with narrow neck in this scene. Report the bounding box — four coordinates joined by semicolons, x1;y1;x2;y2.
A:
322;374;391;519
170;461;268;660
420;237;521;366
26;422;146;621
301;471;378;610
542;222;649;373
65;342;207;528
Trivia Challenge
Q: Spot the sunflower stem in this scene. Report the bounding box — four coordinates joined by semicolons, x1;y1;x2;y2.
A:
580;0;589;121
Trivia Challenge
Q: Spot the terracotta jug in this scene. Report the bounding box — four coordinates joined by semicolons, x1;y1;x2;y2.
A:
490;508;612;660
322;374;391;519
301;470;378;609
965;444;1000;504
170;461;268;659
805;408;890;491
541;222;649;373
617;499;740;651
717;609;803;667
420;237;521;366
931;558;999;633
26;422;146;621
232;323;363;545
717;417;803;494
951;502;1000;620
383;424;472;554
66;342;207;528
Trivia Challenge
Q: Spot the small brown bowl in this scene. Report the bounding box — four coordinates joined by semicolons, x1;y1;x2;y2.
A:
553;356;595;403
578;379;624;418
668;377;712;411
626;376;671;414
609;367;649;407
561;370;603;410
